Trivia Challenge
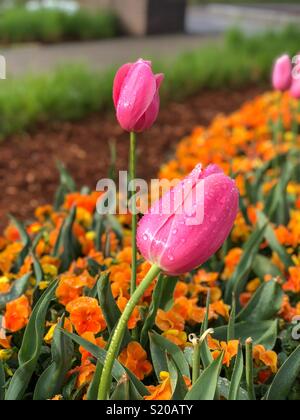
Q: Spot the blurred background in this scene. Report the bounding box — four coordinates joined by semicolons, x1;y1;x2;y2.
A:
0;0;299;229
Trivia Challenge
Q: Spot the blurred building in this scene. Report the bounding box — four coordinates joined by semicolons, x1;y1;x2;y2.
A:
78;0;187;35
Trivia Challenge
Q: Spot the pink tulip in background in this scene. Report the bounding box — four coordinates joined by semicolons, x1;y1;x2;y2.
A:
137;164;239;276
113;59;164;132
272;54;292;92
290;78;300;99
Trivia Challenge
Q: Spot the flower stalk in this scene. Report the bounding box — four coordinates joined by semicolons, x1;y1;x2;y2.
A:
245;337;256;401
129;131;138;296
98;264;161;400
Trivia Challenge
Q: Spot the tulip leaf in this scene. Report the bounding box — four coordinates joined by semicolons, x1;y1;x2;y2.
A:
228;345;244;400
236;279;284;323
59;206;81;273
185;352;224;400
225;225;267;305
110;374;142;401
97;273;131;347
167;354;188;401
149;332;169;381
0;361;5;400
33;317;74;400
218;377;249;401
54;161;76;210
227;295;236;342
200;293;213;368
5;281;57;400
140;273;165;348
149;331;190;379
31;252;44;286
9;216;31;274
266;345;300;400
253;255;282;280
60;329;149;397
264;160;293;225
159;276;178;311
214;320;278;350
106;215;123;245
257;210;293;268
86;361;102;401
0;272;31;311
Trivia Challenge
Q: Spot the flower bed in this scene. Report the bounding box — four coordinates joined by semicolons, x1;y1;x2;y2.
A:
0;88;300;400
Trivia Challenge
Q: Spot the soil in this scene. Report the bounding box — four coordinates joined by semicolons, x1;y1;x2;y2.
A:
0;86;263;232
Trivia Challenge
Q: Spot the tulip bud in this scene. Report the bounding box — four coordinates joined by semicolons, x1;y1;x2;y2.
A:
137;164;239;276
290;77;300;99
113;59;164;132
272;54;292;92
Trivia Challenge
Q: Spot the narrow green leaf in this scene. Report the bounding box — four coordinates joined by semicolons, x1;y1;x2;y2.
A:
225;225;267;304
97;273;131;346
149;332;168;381
159;276;178;311
149;331;190;379
167;355;188;400
257;210;293;268
185;353;224;400
200;292;213;368
86;361;102;401
5;281;57;400
0;361;5;400
227;295;236;342
253;254;282;280
266;345;300;400
214;320;278;350
59;206;81;273
228;345;244;400
33;317;74;400
60;329;149;397
236;279;284;323
140;274;164;348
218;377;249;401
0;273;31;311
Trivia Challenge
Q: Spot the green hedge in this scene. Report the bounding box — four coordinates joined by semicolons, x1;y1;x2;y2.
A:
0;26;300;138
0;7;119;43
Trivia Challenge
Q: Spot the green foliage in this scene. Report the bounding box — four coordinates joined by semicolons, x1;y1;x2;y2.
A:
0;7;119;44
1;26;300;138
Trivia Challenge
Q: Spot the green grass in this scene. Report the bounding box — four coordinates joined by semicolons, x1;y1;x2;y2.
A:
0;7;120;44
1;26;300;138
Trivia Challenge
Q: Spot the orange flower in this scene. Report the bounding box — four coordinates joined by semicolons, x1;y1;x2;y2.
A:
56;271;96;306
117;295;141;329
162;329;187;347
79;332;106;363
208;336;239;367
253;345;278;374
156;308;185;332
69;360;96;388
4;295;31;333
283;266;300;293
222;248;243;280
66;297;106;335
64;192;101;214
145;371;191;400
119;342;152;380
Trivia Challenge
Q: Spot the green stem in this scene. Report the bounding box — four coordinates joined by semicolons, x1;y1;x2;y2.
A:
192;340;201;385
97;264;161;400
245;337;256;401
129;131;137;297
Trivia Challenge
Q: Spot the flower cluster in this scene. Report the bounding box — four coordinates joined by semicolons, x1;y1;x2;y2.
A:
0;90;300;400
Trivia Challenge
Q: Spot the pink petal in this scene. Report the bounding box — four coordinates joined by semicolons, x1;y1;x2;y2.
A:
113;63;133;108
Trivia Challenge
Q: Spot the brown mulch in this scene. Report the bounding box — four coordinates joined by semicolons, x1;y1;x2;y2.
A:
0;86;263;232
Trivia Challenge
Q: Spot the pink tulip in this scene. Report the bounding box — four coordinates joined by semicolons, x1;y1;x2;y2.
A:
290;77;300;99
113;59;164;132
272;54;292;92
137;164;239;276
